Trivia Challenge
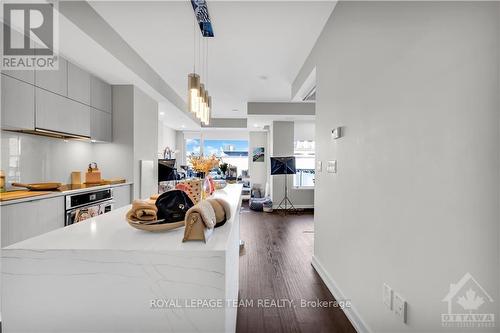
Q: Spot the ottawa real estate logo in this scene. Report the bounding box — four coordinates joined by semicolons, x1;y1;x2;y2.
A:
441;272;495;328
2;2;58;70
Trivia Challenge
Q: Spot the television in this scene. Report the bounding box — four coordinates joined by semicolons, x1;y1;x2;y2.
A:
158;159;177;182
270;156;296;175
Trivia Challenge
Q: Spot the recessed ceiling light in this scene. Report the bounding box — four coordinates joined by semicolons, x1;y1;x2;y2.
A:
258;75;268;80
232;109;239;112
159;111;165;116
181;125;186;129
253;124;259;128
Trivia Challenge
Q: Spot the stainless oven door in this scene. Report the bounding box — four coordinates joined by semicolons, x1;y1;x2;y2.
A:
65;200;114;226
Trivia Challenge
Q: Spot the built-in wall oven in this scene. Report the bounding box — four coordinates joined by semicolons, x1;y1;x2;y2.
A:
65;189;114;226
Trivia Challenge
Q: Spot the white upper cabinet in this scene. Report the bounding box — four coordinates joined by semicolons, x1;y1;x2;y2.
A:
90;108;112;142
1;74;35;130
1;69;35;85
35;57;68;96
36;88;91;137
68;62;91;105
2;55;111;141
90;76;112;113
1;30;35;84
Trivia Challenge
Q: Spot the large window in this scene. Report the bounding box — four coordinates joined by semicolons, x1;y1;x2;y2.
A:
293;140;315;188
204;140;249;177
185;137;249;177
185;138;201;163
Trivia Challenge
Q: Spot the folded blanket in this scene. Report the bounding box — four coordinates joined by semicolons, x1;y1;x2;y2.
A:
184;200;216;229
126;200;158;222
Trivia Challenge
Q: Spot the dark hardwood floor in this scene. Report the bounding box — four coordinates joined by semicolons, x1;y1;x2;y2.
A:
237;206;357;333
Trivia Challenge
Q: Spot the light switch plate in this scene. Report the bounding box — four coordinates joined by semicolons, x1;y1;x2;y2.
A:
393;292;407;323
327;160;337;173
317;161;322;172
383;284;393;310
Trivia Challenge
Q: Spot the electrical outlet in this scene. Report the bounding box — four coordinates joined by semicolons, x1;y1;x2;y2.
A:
383;283;393;310
393;292;407;323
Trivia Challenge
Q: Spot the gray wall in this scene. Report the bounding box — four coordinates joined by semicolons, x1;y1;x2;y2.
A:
175;130;186;168
272;121;314;208
248;102;315;116
133;87;159;199
305;2;499;332
158;122;177;158
248;131;268;190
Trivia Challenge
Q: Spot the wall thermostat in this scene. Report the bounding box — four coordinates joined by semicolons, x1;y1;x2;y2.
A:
332;127;342;139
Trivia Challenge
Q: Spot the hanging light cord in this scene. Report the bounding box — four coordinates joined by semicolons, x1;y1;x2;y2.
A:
206;37;209;87
193;15;196;73
198;30;202;78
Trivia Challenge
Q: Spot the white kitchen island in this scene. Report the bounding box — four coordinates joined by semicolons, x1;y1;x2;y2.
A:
2;184;242;333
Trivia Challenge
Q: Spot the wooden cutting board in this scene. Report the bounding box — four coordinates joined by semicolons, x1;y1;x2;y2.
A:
0;190;52;202
12;182;62;191
101;178;126;185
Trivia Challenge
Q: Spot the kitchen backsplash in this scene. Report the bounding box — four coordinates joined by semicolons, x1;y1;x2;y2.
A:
1;131;96;186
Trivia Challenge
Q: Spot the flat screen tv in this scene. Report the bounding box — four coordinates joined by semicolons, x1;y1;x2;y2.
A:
158;159;177;182
270;156;296;175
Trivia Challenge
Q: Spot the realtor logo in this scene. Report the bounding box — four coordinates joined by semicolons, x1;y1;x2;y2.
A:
441;273;495;328
2;2;58;70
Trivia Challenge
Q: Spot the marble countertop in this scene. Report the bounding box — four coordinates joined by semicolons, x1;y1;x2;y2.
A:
0;182;133;206
5;184;243;252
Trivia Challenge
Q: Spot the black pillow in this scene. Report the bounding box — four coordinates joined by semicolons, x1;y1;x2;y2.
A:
155;190;194;223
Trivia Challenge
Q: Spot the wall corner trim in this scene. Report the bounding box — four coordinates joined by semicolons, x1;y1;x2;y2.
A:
311;255;372;333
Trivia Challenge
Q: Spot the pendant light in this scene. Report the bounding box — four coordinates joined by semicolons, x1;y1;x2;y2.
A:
187;8;213;125
206;95;212;125
203;37;211;125
202;88;209;125
188;15;200;115
188;73;200;114
198;83;206;119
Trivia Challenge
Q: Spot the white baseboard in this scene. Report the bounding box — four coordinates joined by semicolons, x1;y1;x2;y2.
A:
272;204;314;209
311;255;372;333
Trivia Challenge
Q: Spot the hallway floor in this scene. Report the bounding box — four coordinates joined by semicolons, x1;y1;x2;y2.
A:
236;206;356;333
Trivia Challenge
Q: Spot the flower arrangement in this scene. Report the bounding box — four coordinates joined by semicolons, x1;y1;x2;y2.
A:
188;154;220;175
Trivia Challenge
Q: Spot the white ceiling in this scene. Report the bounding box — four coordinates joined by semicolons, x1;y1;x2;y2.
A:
89;1;334;118
159;102;200;131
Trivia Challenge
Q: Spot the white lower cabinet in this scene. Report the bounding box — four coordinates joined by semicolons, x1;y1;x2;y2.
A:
113;185;131;209
1;196;65;247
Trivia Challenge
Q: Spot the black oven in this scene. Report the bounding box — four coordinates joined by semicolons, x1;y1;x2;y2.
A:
65;189;114;226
